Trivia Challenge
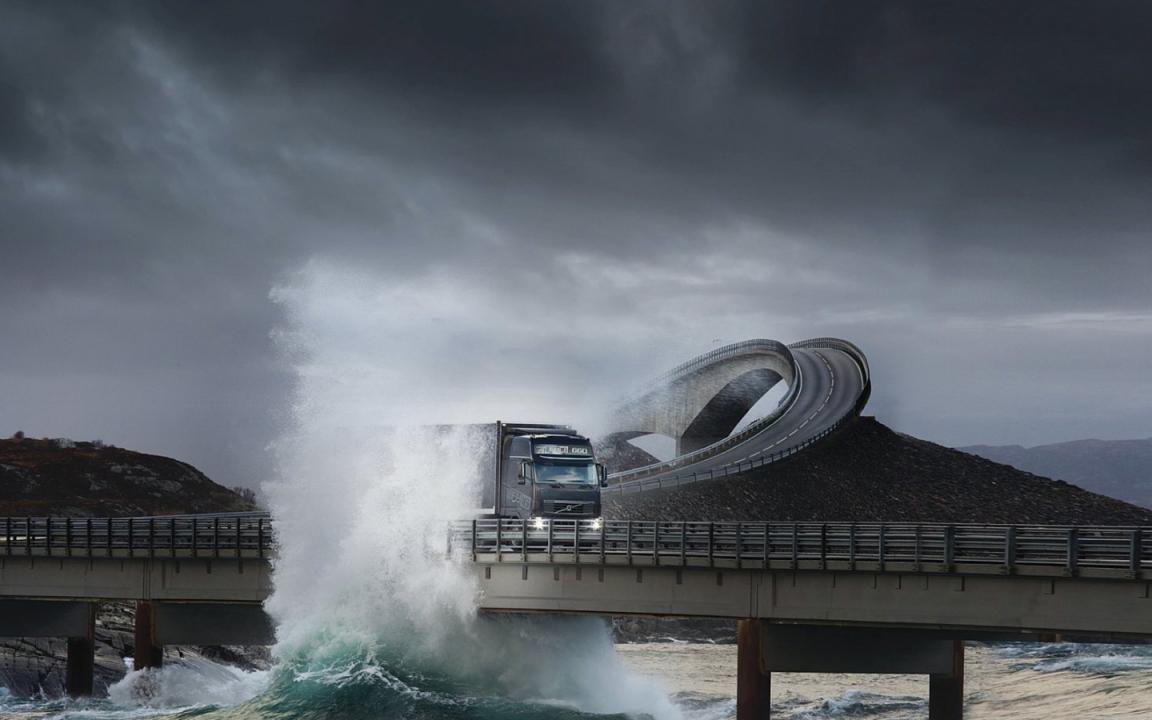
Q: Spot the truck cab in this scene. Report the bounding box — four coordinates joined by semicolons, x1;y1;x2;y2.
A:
495;424;606;519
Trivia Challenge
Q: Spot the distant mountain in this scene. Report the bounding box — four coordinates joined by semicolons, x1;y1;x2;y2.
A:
0;436;256;516
960;437;1152;509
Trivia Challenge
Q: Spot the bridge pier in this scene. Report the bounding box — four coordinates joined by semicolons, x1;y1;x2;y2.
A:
737;619;771;720
0;599;97;696
741;623;965;719
928;641;965;720
64;603;97;696
134;600;164;670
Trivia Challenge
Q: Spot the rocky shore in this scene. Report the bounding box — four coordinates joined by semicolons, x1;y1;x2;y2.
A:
0;603;272;697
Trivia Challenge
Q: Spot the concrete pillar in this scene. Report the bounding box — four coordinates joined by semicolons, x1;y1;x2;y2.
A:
928;640;965;719
64;603;96;697
134;600;163;670
677;434;726;456
737;619;771;720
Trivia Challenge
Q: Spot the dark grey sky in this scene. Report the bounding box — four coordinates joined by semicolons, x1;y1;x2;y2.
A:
2;1;1151;488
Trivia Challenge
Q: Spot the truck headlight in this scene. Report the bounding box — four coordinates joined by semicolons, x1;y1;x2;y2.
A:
591;518;603;531
532;517;546;530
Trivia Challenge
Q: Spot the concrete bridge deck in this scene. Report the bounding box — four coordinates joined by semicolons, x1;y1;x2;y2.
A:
5;513;1151;718
459;518;1152;719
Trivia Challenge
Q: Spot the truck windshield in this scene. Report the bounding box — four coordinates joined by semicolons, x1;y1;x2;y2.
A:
534;463;598;486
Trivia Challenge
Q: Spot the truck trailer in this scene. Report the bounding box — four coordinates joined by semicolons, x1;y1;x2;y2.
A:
478;421;606;520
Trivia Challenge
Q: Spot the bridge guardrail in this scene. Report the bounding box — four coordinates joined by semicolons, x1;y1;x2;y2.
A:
604;396;863;495
617;339;796;407
452;519;1152;579
0;514;273;559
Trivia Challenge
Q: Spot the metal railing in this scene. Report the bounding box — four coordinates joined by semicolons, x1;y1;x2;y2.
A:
605;338;871;493
617;339;796;407
0;513;273;559
453;519;1152;579
605;380;872;495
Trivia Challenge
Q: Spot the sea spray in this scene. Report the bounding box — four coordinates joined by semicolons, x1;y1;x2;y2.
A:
107;658;270;709
254;261;682;718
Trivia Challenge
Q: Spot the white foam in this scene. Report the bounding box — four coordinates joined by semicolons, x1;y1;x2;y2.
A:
105;657;269;709
262;260;683;719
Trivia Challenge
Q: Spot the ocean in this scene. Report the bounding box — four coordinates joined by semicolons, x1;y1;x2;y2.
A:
2;636;1151;719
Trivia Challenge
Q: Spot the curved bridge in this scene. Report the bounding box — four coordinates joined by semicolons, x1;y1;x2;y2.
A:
605;337;870;493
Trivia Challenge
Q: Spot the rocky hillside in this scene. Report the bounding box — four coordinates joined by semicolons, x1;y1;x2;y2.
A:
606;418;1152;525
0;436;256;516
961;437;1152;509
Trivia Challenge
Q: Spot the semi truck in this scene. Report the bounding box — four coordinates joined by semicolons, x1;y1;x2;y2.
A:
477;421;607;520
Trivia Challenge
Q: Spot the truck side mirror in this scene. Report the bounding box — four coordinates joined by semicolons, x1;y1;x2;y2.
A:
597;463;608;488
518;460;532;485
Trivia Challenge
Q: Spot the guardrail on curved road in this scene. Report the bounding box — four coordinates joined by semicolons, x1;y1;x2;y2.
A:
604;337;871;494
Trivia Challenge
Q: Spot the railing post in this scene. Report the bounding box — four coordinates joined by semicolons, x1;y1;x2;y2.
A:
790;523;798;570
914;525;922;572
521;519;528;562
943;525;954;572
170;519;177;558
495;519;503;563
86;518;92;557
573;519;580;563
192;517;199;559
600;520;606;565
258;518;266;560
848;522;856;570
25;517;31;556
46;517;52;558
878;524;886;571
708;523;715;567
213;517;220;559
1066;527;1078;576
127;517;134;558
547;519;554;563
65;517;72;557
148;518;155;557
736;523;742;570
626;521;633;566
681;522;687;566
820;523;827;570
236;517;242;560
1131;529;1142;578
1004;527;1017;574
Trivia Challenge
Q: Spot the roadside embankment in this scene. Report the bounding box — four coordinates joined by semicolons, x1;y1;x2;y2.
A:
605;417;1152;525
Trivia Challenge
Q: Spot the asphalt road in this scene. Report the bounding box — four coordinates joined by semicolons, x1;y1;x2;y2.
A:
623;347;866;483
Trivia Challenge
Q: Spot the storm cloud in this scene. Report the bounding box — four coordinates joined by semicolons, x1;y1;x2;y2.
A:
2;1;1151;488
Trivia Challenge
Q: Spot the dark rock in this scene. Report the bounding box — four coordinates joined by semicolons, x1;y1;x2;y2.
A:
606;417;1152;525
0;438;256;517
0;602;271;697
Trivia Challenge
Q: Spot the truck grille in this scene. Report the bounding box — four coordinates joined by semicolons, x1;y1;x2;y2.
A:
547;501;591;516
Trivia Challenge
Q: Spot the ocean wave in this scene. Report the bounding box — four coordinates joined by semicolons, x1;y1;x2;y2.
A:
994;642;1152;674
784;689;925;718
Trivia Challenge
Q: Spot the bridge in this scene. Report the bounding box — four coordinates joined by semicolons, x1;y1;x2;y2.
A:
3;514;1151;717
3;338;1148;717
605;338;871;493
0;514;274;695
455;518;1152;719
